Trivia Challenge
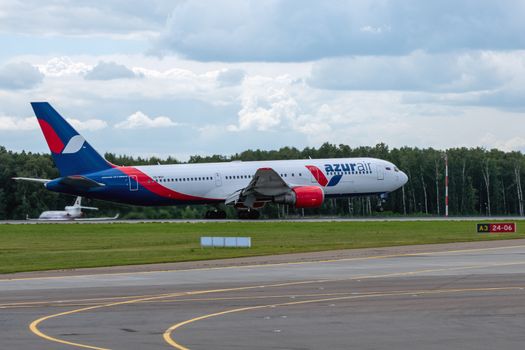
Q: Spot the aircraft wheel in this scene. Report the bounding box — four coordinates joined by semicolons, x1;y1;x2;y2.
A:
248;210;260;219
205;209;227;219
237;209;260;220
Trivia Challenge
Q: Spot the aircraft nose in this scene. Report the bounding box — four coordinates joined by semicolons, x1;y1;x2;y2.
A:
400;171;408;185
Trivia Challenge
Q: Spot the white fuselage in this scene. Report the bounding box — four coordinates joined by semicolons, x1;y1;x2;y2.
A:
128;157;408;200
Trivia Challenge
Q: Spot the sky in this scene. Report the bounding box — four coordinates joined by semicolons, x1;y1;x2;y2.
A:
1;0;525;160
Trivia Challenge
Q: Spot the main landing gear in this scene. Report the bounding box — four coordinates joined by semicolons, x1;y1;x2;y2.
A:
237;209;260;220
203;208;261;220
204;209;227;219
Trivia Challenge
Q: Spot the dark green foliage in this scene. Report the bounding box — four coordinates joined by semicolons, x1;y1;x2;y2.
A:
1;143;525;219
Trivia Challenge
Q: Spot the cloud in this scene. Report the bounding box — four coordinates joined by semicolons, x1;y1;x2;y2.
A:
38;57;91;77
66;118;108;131
308;51;508;92
0;116;38;130
156;0;525;62
227;76;298;131
84;61;142;80
0;115;106;132
0;62;43;90
114;111;178;129
0;0;171;38
216;68;245;87
3;53;525;158
481;133;525;152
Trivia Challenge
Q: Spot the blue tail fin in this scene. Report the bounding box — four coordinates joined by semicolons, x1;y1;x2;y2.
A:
31;102;112;176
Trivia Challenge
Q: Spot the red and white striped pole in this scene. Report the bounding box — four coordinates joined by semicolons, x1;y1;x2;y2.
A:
445;153;449;217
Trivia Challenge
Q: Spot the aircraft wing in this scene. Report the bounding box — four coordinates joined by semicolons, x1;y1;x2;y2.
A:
75;214;120;221
225;167;291;208
12;177;51;184
13;176;104;188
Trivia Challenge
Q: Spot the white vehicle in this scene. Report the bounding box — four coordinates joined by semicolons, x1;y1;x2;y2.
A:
15;102;408;219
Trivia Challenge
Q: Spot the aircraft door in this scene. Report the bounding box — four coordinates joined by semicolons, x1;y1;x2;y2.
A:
214;172;222;187
129;175;139;191
376;165;384;180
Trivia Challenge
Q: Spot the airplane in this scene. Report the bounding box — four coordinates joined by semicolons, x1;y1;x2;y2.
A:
24;196;119;221
13;102;408;219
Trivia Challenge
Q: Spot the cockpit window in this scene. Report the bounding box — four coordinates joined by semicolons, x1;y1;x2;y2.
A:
385;167;391;170
394;167;399;172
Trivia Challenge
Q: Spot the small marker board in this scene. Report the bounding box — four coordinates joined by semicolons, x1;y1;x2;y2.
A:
477;222;516;233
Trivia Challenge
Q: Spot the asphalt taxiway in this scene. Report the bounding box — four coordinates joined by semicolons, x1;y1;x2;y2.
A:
2;239;525;349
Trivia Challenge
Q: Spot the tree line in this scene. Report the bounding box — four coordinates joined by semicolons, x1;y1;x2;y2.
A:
1;143;524;219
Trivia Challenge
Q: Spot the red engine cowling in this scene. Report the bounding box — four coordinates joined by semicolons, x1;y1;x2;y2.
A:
274;186;324;208
293;186;324;208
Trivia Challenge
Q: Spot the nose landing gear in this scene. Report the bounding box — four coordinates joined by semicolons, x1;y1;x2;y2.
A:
375;193;388;212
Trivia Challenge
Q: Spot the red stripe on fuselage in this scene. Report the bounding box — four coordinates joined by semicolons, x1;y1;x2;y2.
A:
117;166;218;202
305;165;328;187
38;119;64;154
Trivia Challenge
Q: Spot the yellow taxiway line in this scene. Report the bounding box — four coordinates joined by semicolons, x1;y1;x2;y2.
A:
163;286;525;350
24;245;525;350
28;259;525;349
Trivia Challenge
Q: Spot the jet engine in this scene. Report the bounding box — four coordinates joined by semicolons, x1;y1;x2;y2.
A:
274;186;324;208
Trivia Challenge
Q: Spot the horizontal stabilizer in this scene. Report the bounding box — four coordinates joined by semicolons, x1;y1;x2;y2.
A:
12;177;51;184
79;206;99;210
59;175;105;188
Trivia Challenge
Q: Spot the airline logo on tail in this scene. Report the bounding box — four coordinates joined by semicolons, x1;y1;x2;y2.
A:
62;135;85;154
37;119;85;154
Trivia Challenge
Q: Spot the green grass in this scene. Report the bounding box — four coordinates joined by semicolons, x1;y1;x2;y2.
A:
0;221;524;274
